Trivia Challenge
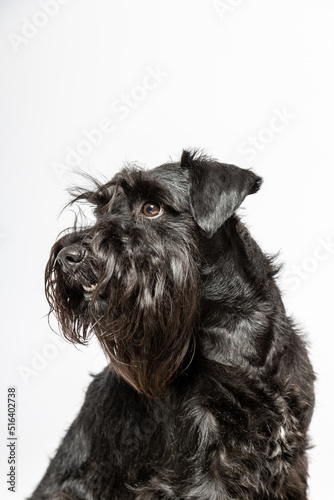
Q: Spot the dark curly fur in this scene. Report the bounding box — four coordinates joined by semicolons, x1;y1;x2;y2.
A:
29;150;315;499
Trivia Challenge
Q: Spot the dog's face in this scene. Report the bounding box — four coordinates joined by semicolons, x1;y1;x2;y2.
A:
46;151;261;397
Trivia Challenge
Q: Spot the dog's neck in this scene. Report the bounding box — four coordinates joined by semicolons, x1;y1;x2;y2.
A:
197;215;282;368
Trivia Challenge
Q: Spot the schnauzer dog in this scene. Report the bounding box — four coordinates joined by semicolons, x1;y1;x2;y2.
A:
30;150;315;500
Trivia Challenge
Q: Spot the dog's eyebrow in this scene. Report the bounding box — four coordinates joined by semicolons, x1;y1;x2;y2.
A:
68;180;118;212
117;175;180;211
93;181;125;212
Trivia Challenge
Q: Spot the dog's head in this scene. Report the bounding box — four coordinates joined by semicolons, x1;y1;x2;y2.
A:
45;150;261;397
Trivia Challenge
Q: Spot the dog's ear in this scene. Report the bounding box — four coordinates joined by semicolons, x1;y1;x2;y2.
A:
180;150;262;237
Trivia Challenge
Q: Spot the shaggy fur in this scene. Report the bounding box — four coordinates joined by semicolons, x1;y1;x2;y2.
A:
29;150;315;500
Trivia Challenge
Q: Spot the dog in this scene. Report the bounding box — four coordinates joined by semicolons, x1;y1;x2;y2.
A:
29;150;315;499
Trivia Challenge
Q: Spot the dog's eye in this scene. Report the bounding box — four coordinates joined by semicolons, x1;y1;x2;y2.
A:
142;202;163;218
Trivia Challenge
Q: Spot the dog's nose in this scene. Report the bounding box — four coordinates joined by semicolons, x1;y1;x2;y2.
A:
56;245;85;274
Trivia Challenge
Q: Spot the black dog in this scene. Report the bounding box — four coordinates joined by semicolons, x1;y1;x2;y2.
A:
30;151;315;499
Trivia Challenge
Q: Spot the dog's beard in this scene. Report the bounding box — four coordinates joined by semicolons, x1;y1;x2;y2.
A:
45;230;200;398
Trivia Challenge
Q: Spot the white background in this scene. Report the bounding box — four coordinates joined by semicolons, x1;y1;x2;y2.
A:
1;1;333;499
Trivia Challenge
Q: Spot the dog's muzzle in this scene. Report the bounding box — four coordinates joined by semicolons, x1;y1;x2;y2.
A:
56;245;85;274
56;244;98;293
